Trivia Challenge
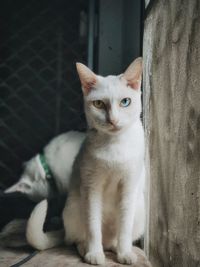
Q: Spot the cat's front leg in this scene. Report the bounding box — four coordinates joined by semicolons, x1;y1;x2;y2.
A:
117;181;137;265
83;188;105;265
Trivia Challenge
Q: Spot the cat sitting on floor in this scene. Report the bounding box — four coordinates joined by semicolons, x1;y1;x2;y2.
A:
0;131;85;246
26;57;145;265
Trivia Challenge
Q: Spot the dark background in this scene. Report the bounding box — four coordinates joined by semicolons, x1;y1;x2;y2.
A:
0;0;142;189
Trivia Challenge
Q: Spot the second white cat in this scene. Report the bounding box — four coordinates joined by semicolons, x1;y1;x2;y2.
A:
6;131;85;201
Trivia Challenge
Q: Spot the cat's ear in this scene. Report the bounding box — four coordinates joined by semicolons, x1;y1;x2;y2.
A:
123;57;143;90
76;63;97;95
5;182;26;193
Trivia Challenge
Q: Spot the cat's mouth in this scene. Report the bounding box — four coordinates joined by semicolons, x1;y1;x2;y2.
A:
109;126;122;132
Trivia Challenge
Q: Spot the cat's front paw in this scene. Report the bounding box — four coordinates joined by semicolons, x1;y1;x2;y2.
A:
117;251;137;265
84;251;105;265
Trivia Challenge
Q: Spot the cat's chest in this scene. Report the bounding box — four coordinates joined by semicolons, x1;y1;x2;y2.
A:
103;178;120;211
93;139;139;163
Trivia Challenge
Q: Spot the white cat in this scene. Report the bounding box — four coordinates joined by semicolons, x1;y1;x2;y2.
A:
26;58;145;265
6;131;85;201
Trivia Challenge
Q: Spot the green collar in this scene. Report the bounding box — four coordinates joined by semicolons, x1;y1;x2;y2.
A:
39;153;53;180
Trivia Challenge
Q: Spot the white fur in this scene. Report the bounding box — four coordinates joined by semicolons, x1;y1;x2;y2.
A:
26;200;64;250
25;59;145;266
6;131;85;201
62;59;145;265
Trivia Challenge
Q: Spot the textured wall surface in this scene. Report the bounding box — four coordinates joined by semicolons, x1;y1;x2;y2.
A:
143;1;200;266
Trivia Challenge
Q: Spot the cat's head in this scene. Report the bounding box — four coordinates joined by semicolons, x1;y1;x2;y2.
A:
5;157;54;201
76;57;143;135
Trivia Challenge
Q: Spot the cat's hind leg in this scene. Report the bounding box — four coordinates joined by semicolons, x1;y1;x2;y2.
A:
132;192;145;242
62;192;85;246
77;241;86;257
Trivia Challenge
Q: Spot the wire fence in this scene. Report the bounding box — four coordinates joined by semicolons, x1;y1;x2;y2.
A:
0;0;88;188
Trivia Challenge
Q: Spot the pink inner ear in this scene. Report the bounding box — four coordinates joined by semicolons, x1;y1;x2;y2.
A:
128;80;141;90
123;57;143;90
76;63;97;95
83;79;96;94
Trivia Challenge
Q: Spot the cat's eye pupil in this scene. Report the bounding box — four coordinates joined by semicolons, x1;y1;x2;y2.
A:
120;98;131;107
93;100;104;109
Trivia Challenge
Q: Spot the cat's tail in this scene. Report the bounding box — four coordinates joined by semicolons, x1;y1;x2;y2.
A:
26;199;64;250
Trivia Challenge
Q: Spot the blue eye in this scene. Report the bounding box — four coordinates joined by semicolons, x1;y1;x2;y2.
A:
120;98;131;107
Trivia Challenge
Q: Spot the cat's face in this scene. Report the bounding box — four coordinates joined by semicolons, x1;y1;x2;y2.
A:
6;157;53;201
76;58;142;135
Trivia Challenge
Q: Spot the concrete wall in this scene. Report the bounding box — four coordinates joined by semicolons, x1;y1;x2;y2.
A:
143;1;200;266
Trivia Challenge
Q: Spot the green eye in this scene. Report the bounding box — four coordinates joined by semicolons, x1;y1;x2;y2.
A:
93;100;105;109
120;98;131;107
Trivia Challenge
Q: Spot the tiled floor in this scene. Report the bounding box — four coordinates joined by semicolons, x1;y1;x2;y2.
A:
0;246;151;267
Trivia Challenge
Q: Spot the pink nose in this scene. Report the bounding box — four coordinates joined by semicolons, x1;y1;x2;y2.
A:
108;118;119;126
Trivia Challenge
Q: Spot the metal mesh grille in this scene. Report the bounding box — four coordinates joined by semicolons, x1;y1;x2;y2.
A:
0;0;88;188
